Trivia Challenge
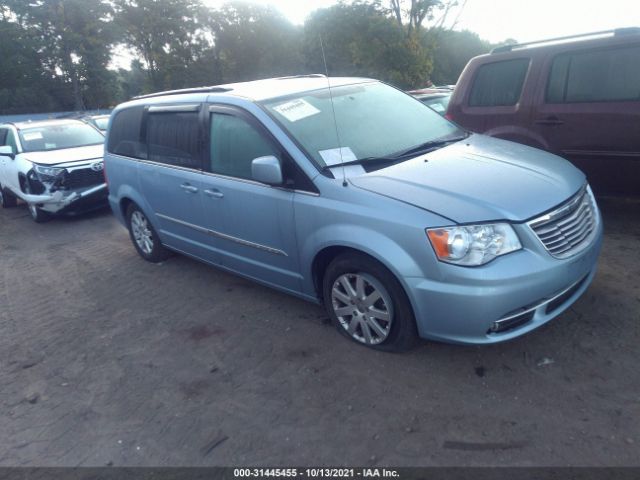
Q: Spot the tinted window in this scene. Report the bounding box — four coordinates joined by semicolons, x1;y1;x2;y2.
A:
209;113;279;180
547;45;640;103
107;107;145;158
468;59;530;107
147;111;201;169
19;122;104;152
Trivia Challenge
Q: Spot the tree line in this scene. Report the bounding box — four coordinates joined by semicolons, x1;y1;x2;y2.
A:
0;0;505;115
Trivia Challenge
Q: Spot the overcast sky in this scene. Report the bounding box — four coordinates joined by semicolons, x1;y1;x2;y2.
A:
203;0;640;44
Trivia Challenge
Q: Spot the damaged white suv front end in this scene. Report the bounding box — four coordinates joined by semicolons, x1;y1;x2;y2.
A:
0;119;108;222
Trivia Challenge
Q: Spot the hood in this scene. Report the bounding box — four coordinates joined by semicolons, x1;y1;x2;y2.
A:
23;144;104;166
349;134;585;223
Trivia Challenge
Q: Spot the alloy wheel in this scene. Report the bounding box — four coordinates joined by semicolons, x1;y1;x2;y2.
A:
331;273;394;345
131;210;154;255
28;203;38;219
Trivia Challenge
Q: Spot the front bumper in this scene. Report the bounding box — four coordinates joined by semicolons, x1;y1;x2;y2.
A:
406;218;603;345
25;183;109;214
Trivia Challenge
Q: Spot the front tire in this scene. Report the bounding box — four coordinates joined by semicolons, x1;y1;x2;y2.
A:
126;204;170;263
27;203;51;223
322;252;418;352
0;185;18;208
22;181;50;222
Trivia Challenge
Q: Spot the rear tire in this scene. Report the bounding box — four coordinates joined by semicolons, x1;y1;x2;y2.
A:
0;185;18;208
322;252;418;352
126;203;170;263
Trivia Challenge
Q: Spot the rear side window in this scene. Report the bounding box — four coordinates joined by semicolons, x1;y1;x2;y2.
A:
547;45;640;103
107;106;145;158
468;58;530;107
146;110;202;169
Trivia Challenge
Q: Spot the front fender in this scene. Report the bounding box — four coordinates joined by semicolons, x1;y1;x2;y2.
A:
301;223;425;298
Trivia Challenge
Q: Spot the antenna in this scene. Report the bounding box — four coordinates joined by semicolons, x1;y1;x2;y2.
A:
319;34;347;187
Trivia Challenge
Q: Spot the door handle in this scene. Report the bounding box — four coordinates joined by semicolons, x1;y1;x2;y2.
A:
535;116;564;126
180;183;198;193
203;188;224;199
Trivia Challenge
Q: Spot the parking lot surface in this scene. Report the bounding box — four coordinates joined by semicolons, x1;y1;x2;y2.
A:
1;199;639;466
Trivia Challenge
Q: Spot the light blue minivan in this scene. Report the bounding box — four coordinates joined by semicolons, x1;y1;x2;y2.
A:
105;76;603;351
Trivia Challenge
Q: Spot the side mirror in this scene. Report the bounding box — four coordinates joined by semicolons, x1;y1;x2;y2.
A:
251;155;282;185
0;146;15;159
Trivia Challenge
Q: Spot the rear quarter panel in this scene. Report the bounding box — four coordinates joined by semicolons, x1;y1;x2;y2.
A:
105;153;144;227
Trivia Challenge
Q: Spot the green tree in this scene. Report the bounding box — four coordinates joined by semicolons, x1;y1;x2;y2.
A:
206;2;303;83
303;1;431;88
114;0;210;91
0;15;65;114
427;28;490;85
3;0;118;110
116;59;147;100
389;0;442;34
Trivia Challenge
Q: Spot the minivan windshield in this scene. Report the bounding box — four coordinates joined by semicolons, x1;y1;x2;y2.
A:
19;122;104;152
262;82;463;168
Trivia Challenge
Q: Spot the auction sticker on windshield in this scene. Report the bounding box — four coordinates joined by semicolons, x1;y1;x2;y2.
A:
319;147;357;166
273;99;321;122
23;132;43;141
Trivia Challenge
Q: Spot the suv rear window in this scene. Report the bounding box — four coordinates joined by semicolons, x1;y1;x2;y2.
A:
146;111;201;169
468;58;530;107
546;45;640;103
107;106;145;158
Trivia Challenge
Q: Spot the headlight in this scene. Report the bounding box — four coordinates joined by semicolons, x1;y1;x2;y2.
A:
427;223;522;266
33;164;65;180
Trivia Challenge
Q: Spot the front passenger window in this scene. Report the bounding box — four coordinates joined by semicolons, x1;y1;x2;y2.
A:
209;113;280;180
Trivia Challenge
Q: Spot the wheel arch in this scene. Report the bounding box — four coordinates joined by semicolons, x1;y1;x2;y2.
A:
309;238;422;302
119;196;134;219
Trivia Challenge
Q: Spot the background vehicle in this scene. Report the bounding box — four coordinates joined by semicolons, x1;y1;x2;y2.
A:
0;119;107;222
106;76;601;351
58;113;111;133
408;87;452;116
84;114;110;133
447;28;640;196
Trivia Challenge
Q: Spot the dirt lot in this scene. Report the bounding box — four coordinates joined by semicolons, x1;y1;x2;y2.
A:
0;199;639;467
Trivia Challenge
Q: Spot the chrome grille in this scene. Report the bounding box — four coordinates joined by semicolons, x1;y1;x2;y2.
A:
528;186;599;259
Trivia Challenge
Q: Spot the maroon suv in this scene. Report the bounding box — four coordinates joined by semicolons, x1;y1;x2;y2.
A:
446;28;640;196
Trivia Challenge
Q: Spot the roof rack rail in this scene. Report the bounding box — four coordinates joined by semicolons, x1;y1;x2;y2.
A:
276;74;327;80
491;27;640;53
133;86;233;100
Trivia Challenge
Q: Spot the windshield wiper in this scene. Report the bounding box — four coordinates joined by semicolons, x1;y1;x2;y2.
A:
321;155;405;170
393;132;470;158
321;132;470;171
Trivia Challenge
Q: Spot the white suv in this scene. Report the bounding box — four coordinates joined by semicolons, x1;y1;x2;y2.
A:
0;119;107;222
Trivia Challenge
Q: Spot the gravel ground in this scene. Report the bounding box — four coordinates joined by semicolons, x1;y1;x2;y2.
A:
0;198;638;467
